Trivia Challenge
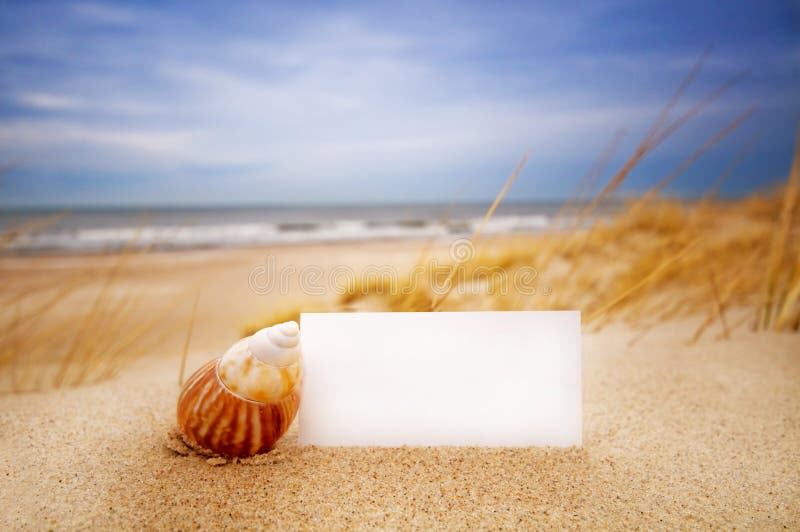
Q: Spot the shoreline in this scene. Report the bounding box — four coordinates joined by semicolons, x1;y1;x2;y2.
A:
0;228;558;259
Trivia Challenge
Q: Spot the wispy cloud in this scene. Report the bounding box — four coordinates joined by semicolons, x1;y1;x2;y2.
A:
0;120;191;155
0;1;797;205
16;92;85;111
71;1;138;25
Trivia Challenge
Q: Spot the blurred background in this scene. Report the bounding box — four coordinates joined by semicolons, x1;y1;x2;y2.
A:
0;1;798;392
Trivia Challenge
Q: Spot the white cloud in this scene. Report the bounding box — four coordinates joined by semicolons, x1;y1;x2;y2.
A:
0;120;192;156
1;4;788;203
17;92;85;111
71;2;137;25
0;16;668;185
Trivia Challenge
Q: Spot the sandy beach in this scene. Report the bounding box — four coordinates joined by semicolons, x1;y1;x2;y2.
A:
0;241;798;529
2;1;798;528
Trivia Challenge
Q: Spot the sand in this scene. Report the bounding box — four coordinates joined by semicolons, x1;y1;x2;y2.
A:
1;244;799;528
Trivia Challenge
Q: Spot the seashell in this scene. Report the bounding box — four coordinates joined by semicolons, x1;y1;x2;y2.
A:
177;321;302;457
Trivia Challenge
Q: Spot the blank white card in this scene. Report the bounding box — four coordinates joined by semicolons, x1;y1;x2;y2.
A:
298;311;581;447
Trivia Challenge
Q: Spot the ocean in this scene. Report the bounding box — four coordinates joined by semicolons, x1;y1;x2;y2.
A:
0;202;614;255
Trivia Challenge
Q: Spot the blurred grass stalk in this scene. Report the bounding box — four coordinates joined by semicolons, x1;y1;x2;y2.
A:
285;52;799;339
757;127;800;331
0;216;197;393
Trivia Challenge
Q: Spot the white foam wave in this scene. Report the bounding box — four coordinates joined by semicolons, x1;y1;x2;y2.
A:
5;214;554;254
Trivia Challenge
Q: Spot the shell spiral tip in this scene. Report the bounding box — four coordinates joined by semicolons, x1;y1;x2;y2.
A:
248;321;301;367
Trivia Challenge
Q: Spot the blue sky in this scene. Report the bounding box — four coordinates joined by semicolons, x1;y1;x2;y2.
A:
0;1;798;206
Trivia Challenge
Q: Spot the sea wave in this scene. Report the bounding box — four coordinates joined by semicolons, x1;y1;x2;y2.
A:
4;214;559;254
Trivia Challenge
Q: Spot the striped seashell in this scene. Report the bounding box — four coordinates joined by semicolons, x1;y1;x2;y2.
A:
176;322;302;457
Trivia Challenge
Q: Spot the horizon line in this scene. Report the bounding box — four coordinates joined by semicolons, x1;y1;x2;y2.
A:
0;189;778;211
